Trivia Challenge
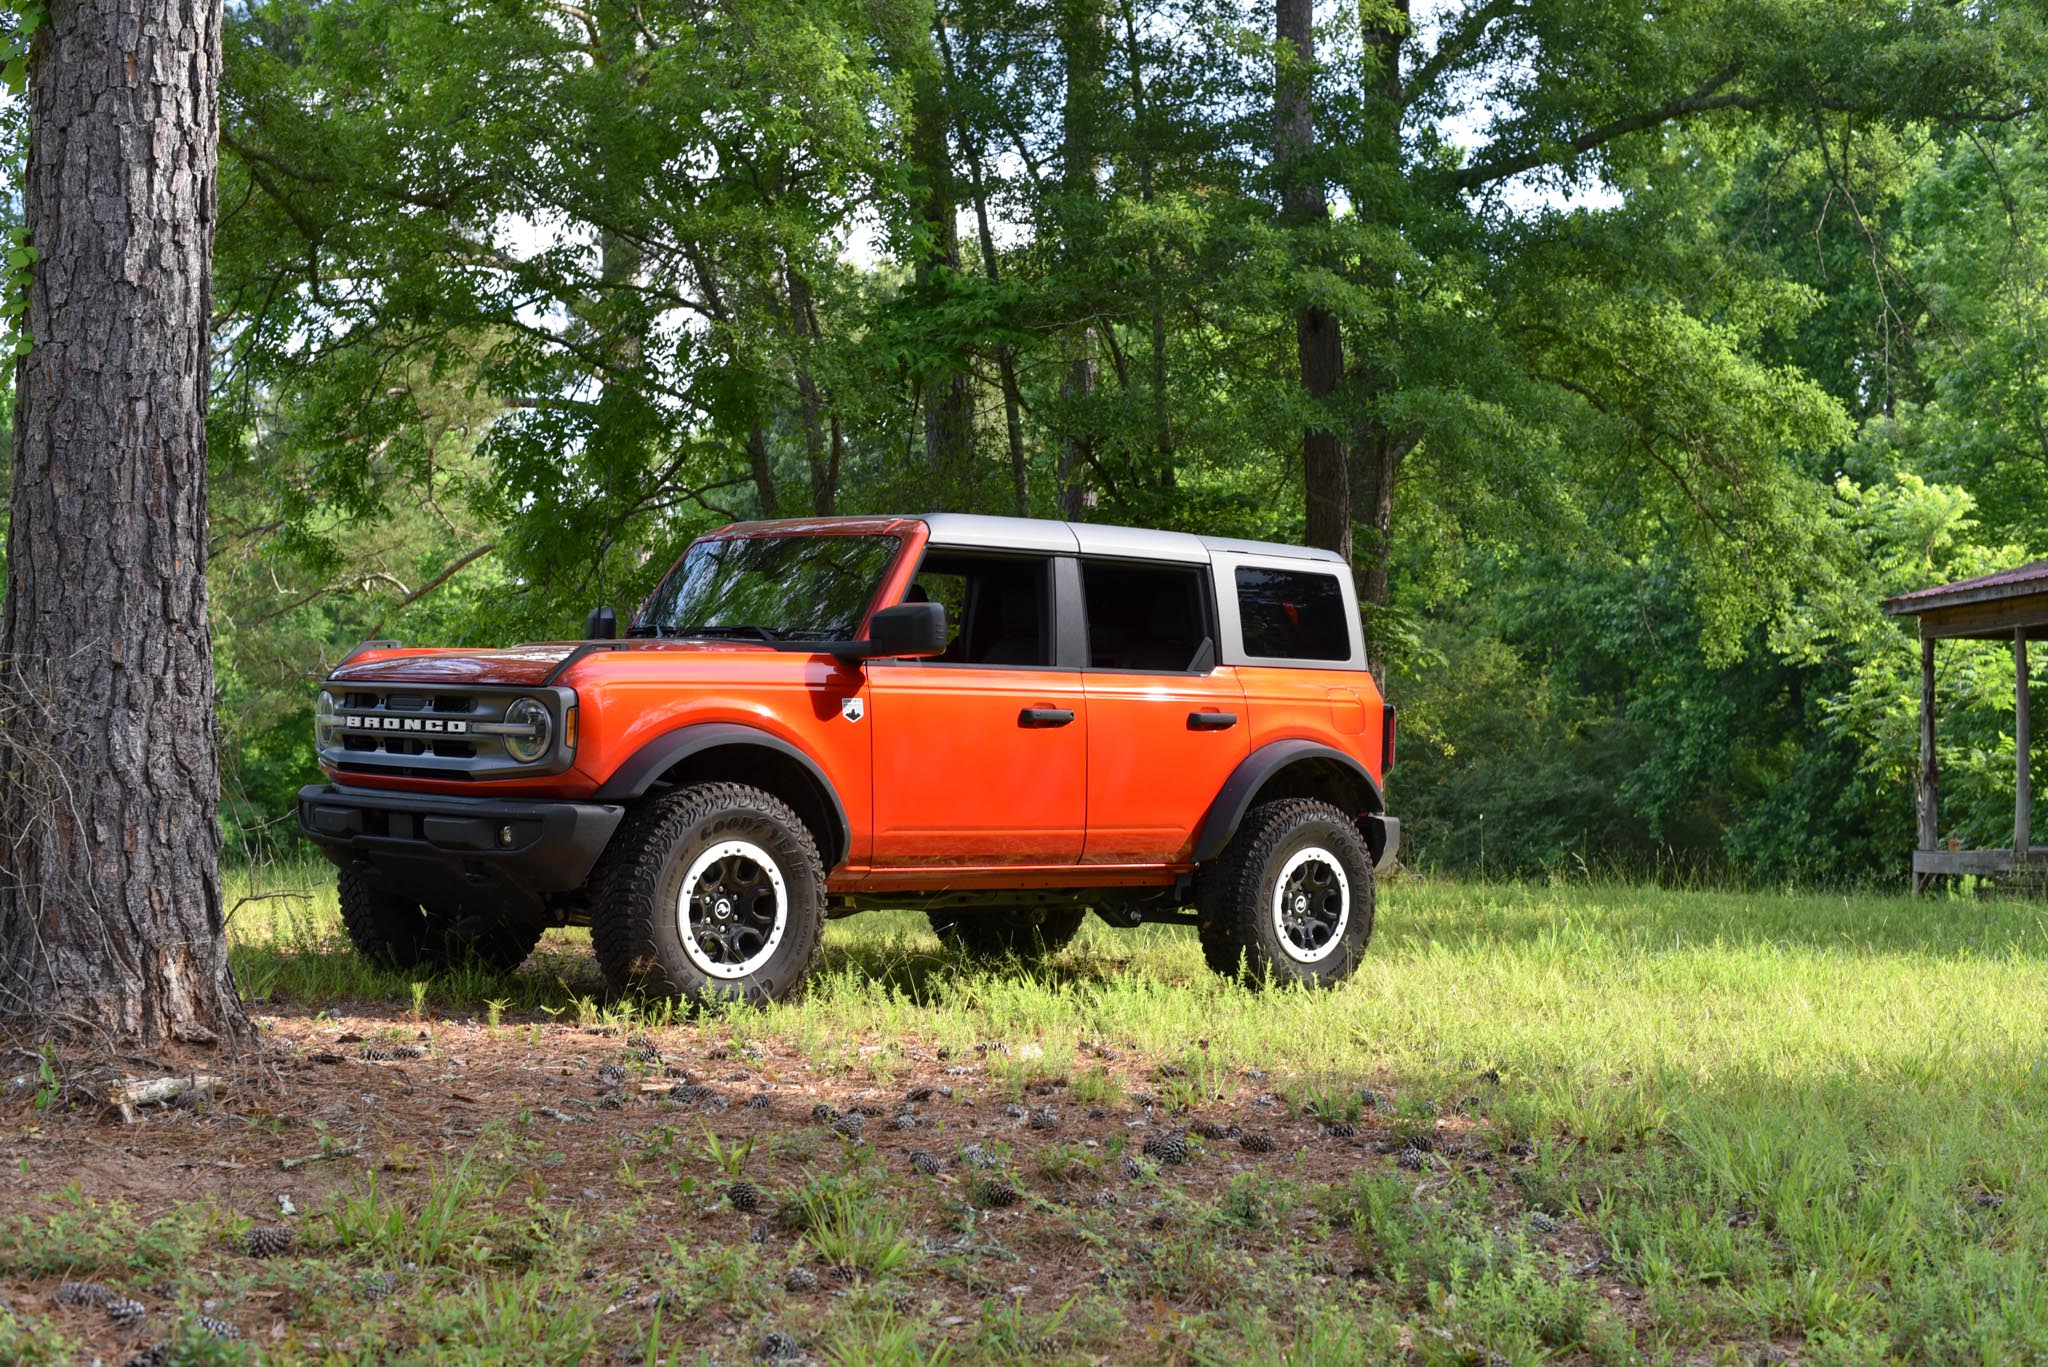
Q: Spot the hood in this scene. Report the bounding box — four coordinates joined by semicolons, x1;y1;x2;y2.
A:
329;644;585;688
328;639;781;687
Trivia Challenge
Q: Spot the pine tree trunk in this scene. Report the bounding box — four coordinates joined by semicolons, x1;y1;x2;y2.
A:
1276;0;1348;562
0;0;247;1046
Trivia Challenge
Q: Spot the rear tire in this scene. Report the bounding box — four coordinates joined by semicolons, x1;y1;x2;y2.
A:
336;866;543;975
589;782;826;1004
928;906;1086;960
1194;799;1374;987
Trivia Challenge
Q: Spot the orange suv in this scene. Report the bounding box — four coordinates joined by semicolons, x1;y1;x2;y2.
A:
298;515;1397;999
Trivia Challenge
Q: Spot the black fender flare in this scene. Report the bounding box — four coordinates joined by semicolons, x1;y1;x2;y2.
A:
594;722;852;868
1190;739;1386;864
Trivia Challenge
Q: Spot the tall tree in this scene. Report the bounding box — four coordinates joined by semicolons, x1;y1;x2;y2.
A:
1275;0;1347;560
0;0;247;1044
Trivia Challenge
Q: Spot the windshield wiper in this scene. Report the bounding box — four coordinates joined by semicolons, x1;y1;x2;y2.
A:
674;624;784;642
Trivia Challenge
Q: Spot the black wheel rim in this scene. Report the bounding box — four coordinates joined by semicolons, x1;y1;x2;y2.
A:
678;839;788;978
1272;847;1349;963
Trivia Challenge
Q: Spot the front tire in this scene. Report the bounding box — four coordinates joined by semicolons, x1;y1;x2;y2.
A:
929;906;1086;960
1194;799;1374;987
589;782;826;1004
336;866;543;975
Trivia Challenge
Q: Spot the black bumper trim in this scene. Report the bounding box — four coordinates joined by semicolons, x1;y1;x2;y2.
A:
296;784;625;909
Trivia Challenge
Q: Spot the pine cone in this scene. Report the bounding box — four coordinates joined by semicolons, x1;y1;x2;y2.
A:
1142;1130;1191;1166
784;1267;820;1293
103;1297;148;1326
977;1178;1021;1209
908;1150;943;1175
246;1225;295;1258
725;1182;761;1213
56;1281;113;1307
1238;1132;1277;1154
756;1329;803;1361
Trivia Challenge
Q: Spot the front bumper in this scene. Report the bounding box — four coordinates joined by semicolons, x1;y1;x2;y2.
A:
297;784;625;915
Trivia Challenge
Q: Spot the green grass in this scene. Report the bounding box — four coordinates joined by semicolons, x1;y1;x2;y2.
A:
210;866;2048;1360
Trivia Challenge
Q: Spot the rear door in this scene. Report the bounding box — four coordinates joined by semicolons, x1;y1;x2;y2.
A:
866;550;1087;867
1078;558;1248;864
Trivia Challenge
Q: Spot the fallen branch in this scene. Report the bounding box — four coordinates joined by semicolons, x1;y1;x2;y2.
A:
279;1143;360;1170
106;1074;222;1123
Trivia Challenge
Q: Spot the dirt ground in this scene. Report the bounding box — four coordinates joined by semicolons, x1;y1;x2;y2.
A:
0;1005;1636;1364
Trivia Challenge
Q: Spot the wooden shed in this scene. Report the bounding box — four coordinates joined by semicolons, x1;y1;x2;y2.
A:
1883;561;2047;894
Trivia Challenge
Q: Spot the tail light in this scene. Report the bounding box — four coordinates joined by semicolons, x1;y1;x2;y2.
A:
1381;704;1396;772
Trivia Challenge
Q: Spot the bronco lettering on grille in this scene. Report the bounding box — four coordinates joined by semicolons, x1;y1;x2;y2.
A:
341;715;471;735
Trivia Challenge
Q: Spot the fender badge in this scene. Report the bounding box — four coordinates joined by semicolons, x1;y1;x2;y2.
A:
840;696;865;723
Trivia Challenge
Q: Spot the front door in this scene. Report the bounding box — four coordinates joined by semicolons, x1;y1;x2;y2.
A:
867;551;1086;866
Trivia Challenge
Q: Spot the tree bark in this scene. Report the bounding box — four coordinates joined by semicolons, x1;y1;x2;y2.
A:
937;18;1029;517
909;11;974;487
1276;0;1348;561
782;260;838;515
1346;6;1411;611
1056;0;1109;519
0;0;248;1046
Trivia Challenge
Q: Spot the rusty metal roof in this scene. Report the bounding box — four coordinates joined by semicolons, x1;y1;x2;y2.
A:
1884;560;2048;616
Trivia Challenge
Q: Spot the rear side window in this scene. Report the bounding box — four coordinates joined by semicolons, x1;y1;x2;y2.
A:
1235;566;1350;661
1082;561;1212;672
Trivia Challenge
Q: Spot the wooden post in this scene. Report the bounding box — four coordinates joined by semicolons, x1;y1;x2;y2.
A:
1917;630;1939;896
2018;630;2033;856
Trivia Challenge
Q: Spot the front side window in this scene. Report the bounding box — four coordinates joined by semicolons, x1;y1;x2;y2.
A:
906;552;1052;666
635;534;900;643
1235;566;1350;661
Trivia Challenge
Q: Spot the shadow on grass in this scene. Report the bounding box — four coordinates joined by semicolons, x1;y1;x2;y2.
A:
233;920;1153;1021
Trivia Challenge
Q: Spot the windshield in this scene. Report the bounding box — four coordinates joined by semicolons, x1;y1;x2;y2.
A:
634;534;900;643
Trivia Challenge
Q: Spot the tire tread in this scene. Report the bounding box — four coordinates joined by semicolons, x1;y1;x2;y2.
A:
589;782;826;1002
1194;798;1373;986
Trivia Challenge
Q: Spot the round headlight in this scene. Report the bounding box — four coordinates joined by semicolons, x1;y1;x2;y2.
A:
315;690;338;750
503;697;553;764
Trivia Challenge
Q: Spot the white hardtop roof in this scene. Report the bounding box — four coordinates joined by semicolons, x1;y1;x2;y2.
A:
919;512;1345;566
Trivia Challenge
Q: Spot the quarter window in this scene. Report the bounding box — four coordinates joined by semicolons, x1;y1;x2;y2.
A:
1234;566;1350;661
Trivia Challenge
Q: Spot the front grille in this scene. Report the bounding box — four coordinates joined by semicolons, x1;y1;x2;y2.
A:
319;682;574;779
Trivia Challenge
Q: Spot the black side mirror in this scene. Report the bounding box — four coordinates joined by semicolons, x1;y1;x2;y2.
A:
864;601;946;659
584;605;617;640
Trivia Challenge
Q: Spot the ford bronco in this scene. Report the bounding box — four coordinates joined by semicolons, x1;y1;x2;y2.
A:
297;514;1398;1000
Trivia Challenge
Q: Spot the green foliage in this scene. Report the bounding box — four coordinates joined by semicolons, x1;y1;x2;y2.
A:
0;1308;74;1366
0;0;2038;879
